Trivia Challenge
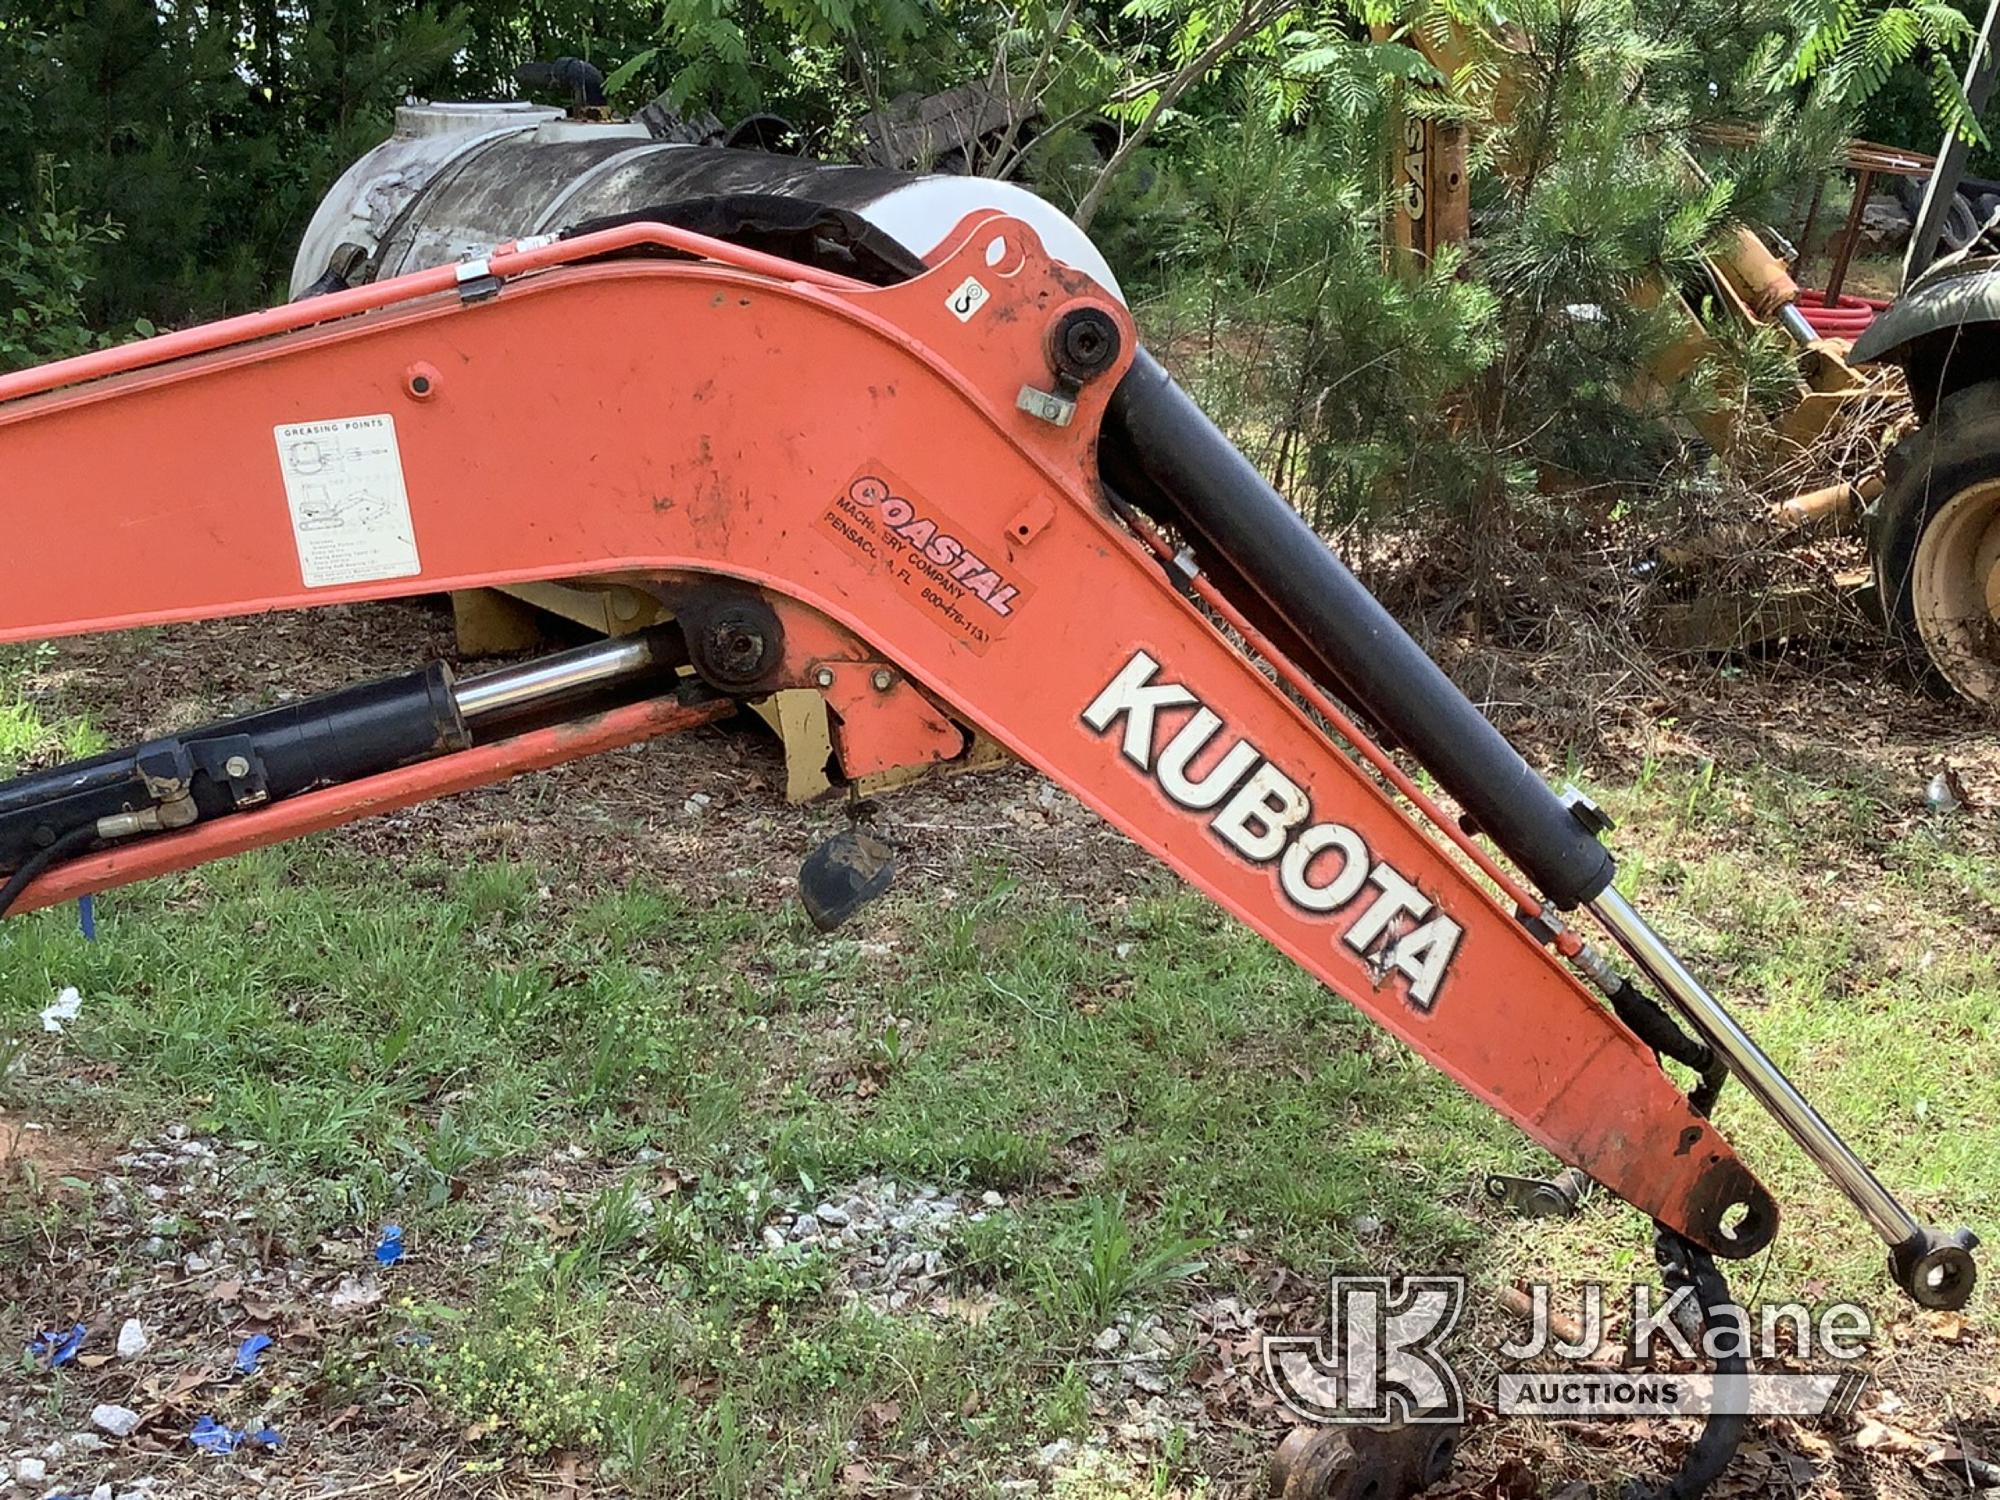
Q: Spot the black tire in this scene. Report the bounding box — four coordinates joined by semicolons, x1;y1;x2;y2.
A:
1943;190;1982;252
1886;182;1981;251
1871;378;2000;704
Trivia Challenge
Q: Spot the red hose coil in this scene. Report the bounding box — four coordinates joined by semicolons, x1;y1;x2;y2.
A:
1795;289;1890;338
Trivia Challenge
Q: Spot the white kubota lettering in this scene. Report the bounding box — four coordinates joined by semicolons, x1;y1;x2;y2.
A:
1212;764;1310;861
1081;650;1462;1010
1155;708;1260;810
1280;822;1370;912
1082;651;1197;769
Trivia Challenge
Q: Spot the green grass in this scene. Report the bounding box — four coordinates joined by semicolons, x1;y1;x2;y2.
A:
0;643;106;774
3;736;1996;1492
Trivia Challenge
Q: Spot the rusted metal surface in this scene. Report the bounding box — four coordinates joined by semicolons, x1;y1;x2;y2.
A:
1824;168;1876;306
1693;123;1936;178
854;81;1033;171
1268;1421;1461;1500
1907;475;2000;704
1649;570;1876;655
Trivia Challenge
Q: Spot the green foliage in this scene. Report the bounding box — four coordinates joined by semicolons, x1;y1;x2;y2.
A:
1036;1195;1211;1328
0;0;470;330
427;1318;620;1454
0;644;108;771
1780;0;1983;142
0;161;131;371
1152;100;1500;528
0;0;1973;621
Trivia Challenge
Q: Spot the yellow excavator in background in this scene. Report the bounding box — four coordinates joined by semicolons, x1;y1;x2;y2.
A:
1381;17;2000;705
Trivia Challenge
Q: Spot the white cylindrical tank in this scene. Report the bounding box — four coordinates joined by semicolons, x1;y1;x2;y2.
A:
292;101;1121;301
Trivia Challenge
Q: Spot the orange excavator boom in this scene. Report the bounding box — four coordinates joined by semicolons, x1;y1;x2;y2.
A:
0;208;1973;1363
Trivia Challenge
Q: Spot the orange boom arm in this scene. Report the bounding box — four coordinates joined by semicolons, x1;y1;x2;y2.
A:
0;209;1972;1317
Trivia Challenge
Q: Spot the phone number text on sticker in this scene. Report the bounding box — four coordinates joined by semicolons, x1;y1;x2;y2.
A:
816;471;1030;654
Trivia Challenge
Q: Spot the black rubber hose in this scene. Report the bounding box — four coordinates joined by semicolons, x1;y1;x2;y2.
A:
0;823;100;920
1624;1230;1750;1500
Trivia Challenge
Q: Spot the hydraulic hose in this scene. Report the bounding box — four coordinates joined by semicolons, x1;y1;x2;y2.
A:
1625;1230;1750;1500
0;824;99;920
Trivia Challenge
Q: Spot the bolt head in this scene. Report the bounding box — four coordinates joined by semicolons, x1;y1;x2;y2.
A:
815;667;836;689
223;755;251;779
871;668;895;692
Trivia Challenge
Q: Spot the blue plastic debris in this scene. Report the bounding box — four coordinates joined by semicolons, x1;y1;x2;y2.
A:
189;1415;281;1454
234;1332;273;1375
29;1323;86;1368
374;1224;405;1266
78;893;96;941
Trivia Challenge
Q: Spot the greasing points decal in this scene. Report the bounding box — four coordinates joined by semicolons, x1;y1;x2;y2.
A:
273;414;421;588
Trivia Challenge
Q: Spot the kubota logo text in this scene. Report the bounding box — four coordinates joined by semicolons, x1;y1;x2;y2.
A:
1082;651;1462;1009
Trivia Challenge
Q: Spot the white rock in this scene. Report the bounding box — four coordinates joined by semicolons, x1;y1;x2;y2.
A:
92;1485;114;1500
761;1226;786;1252
980;1190;1004;1207
116;1318;149;1359
330;1274;384;1309
15;1456;48;1484
1093;1325;1124;1353
39;987;82;1033
1035;1438;1074;1469
814;1203;850;1227
90;1403;142;1438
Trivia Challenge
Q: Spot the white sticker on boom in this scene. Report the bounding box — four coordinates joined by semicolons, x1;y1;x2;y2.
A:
272;414;421;588
945;276;990;323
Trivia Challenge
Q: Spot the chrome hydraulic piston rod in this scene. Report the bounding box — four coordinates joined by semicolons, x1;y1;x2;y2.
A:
0;632;680;893
1103;350;1979;1312
1590;887;1978;1309
455;633;666;724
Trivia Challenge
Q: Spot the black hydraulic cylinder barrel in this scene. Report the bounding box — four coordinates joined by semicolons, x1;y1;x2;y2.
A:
1104;350;1616;910
185;665;467;813
0;666;467;873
